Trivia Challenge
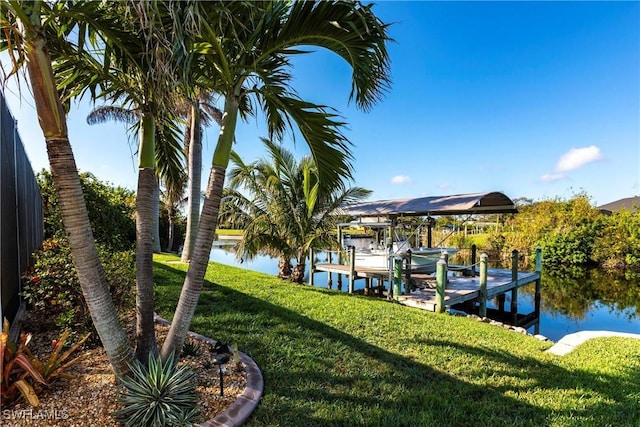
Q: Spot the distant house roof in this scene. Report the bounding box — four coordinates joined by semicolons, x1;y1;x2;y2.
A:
336;192;518;217
598;196;640;213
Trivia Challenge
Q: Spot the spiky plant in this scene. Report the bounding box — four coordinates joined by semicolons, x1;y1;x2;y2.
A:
113;353;200;426
180;339;202;358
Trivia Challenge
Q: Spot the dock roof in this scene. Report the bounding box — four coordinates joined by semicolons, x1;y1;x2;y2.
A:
337;192;518;217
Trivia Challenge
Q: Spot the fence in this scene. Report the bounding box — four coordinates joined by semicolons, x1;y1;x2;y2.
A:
0;92;43;325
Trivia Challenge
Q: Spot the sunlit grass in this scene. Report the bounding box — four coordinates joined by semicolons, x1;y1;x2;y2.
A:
154;253;640;427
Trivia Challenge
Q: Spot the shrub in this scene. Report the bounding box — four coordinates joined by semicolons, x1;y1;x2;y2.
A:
113;353;200;427
22;238;135;342
38;170;136;251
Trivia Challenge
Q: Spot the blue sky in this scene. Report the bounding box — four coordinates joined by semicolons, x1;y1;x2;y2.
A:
3;1;639;206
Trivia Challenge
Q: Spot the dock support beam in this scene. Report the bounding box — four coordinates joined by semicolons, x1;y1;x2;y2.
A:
404;250;412;294
511;250;519;325
534;246;542;334
348;246;355;294
309;248;315;286
393;257;402;301
435;259;447;313
327;252;333;289
471;244;477;276
479;253;488;318
337;229;343;291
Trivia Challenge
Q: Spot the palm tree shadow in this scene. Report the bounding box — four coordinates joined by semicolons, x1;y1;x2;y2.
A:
154;262;639;426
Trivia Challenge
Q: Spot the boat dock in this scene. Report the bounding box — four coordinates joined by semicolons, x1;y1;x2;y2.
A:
310;247;542;331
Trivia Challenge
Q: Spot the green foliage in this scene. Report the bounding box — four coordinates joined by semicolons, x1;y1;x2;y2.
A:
448;232;474;249
180;339;202;358
38;170;136;251
21;238;135;341
113;353;200;427
224;139;371;282
502;194;615;268
592;208;640;269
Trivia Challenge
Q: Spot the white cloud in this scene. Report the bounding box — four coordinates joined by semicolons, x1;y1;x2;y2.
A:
540;173;565;182
391;175;413;185
555;145;603;172
438;182;452;190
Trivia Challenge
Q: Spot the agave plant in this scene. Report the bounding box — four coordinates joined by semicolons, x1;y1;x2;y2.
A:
113;353;200;426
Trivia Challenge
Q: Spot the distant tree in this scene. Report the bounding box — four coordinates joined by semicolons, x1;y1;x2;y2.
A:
225;139;371;282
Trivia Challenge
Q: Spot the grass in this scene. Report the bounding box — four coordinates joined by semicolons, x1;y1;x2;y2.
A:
154;254;640;427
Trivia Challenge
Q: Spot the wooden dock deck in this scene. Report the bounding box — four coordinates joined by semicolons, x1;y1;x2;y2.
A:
397;269;540;312
311;248;543;330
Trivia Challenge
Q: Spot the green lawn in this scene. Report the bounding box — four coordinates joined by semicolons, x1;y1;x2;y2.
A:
154;254;640;427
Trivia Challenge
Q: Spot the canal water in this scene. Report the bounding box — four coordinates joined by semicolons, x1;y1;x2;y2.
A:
209;245;640;342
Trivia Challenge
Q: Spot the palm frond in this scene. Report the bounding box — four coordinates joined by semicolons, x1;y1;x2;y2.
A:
86;105;140;125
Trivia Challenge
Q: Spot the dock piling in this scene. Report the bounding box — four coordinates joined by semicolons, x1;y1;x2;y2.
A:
309;248;315;286
471;244;477;276
479;253;488;318
404;250;412;294
348;246;355;294
435;259;447;313
327;252;333;289
511;249;519;324
534;246;542;334
393;257;402;301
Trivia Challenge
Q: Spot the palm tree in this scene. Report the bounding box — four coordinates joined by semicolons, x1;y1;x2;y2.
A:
0;1;134;377
83;99;185;363
86;106;185;254
226;139;371;283
179;93;224;262
160;175;187;252
161;0;391;360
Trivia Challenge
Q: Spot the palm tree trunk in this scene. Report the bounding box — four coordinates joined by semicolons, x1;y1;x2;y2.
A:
181;102;202;262
152;175;162;253
292;262;306;284
161;97;239;361
161;165;226;361
135;115;158;361
25;34;133;377
278;257;292;279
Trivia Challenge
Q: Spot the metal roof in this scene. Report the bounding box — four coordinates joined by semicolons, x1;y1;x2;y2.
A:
336;192;518;217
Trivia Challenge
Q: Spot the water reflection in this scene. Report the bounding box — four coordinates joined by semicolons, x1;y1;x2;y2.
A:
209;245;640;342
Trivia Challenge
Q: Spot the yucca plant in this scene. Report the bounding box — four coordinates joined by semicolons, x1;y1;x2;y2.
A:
113;353;200;427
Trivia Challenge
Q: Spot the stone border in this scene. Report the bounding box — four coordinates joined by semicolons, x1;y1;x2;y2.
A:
546;330;640;356
154;315;264;426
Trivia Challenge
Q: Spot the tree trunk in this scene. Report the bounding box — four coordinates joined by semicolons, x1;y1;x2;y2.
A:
278;257;292;279
292;263;306;284
181;103;202;262
161;165;225;361
135;116;158;361
24;33;133;377
152;175;162;253
162;96;239;362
